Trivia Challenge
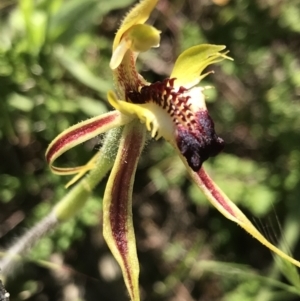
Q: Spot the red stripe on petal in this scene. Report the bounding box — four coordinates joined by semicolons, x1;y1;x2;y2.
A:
46;113;117;163
109;130;142;298
198;168;236;217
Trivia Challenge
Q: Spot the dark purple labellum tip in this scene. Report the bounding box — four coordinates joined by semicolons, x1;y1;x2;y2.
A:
177;111;224;171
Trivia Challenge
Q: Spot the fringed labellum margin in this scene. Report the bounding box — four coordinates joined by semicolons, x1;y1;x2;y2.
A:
125;78;224;171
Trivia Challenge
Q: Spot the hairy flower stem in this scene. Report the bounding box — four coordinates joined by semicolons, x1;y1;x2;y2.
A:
0;213;58;275
0;127;122;277
53;127;122;220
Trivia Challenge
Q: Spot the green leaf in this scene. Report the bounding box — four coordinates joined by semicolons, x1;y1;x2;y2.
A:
54;47;112;97
19;0;47;53
77;96;108;116
7;93;34;112
48;0;135;44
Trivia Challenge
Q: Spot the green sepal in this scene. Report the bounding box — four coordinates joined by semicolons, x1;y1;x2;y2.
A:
103;121;146;301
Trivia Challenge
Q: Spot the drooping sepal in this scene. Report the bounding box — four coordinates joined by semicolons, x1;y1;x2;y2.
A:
46;111;132;175
102;121;146;301
184;165;300;268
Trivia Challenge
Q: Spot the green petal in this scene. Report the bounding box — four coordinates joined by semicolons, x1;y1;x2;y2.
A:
113;0;159;51
170;44;232;89
180;156;300;268
46;111;132;174
103;121;146;301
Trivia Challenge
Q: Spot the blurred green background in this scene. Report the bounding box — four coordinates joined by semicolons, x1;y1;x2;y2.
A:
1;0;300;300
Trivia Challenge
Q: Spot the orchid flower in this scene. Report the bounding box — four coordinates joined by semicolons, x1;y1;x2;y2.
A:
45;0;300;300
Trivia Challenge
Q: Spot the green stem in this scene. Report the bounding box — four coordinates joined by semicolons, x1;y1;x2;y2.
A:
0;212;58;276
0;127;122;276
53;127;122;220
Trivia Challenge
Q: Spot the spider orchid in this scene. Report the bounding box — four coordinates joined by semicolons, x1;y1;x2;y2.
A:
45;0;300;300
